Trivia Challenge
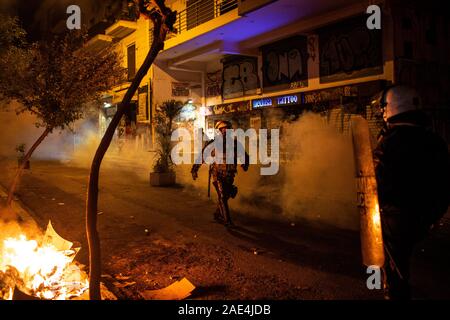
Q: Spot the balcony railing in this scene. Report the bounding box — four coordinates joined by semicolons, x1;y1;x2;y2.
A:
174;0;238;35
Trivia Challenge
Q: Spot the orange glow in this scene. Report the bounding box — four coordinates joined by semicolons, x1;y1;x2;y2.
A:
1;234;88;300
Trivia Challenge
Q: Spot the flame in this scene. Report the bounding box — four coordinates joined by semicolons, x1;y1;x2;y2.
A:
372;203;381;227
1;234;89;300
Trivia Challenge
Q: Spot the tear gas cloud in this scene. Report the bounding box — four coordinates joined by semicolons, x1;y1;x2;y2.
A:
0;102;154;183
0;105;359;230
177;113;359;230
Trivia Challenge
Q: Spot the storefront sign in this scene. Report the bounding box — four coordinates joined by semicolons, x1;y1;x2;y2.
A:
301;86;358;104
276;95;299;106
212;101;250;115
252;98;273;109
172;82;190;97
252;94;301;109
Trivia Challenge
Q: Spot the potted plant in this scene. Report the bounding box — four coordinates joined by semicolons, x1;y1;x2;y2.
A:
150;100;184;186
16;143;30;169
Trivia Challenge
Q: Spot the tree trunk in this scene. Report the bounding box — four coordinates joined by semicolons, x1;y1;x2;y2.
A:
86;2;174;300
6;127;51;208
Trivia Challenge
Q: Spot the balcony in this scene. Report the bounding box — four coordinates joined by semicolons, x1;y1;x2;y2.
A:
105;20;138;40
85;34;113;52
174;0;238;35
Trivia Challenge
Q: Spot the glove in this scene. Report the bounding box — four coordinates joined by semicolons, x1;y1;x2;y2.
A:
192;171;198;180
241;164;249;172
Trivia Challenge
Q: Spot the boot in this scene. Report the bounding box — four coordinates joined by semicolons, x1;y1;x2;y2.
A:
213;208;224;223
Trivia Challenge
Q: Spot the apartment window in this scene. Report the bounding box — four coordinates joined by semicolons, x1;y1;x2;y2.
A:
127;44;136;81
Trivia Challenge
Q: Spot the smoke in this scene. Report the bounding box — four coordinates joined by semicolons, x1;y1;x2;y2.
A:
0;215;42;241
0;104;359;230
178;112;359;230
0;103;78;161
69;127;154;179
277;113;358;229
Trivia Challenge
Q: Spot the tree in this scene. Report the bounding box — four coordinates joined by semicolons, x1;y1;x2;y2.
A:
153;100;184;174
0;15;27;101
85;0;177;299
0;28;124;208
0;15;27;51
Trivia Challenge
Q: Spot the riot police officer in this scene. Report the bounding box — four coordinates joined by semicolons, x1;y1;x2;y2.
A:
373;85;450;299
191;120;249;226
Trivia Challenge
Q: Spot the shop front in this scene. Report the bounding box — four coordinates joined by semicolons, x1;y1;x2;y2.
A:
205;101;252;137
206;80;386;143
249;80;387;133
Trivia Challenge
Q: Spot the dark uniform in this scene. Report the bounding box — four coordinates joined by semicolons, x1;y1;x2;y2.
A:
191;122;249;226
374;117;450;299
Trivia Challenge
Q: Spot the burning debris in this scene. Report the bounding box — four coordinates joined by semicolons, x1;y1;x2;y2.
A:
0;221;89;300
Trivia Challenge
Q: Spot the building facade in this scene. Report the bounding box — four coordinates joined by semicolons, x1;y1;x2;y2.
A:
87;1;153;150
89;0;450;147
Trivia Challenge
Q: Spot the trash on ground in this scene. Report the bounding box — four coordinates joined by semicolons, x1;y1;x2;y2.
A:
140;278;195;300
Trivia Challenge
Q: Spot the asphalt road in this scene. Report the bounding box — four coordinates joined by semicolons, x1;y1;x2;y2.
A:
1;158;449;299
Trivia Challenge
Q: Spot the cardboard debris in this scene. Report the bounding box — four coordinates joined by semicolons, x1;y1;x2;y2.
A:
74;283;118;300
13;286;41;300
140;278;195;300
113;281;136;288
115;274;132;281
42;221;73;252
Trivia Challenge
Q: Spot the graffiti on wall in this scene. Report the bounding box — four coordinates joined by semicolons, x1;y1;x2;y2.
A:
222;56;259;100
262;35;308;92
212;101;250;115
392;5;450;107
206;70;222;97
319;15;383;83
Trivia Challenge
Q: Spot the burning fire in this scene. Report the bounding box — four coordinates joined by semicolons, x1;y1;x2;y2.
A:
0;222;89;300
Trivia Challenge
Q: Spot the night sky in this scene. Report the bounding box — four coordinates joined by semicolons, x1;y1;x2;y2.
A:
1;0;123;39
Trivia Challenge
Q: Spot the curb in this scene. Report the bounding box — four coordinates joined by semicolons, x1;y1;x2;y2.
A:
0;183;42;235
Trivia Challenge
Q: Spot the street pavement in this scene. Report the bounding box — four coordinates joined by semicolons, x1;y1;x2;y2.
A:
1;157;449;299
